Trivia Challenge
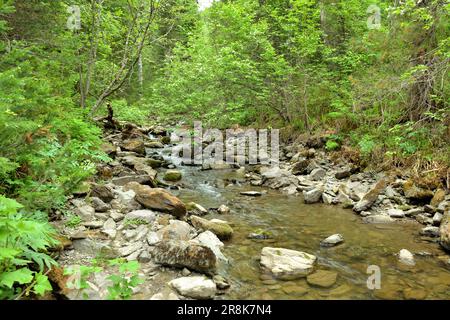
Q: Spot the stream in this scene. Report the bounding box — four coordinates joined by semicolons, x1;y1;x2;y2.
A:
157;146;450;300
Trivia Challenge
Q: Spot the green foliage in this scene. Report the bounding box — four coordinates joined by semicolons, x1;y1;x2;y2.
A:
65;214;82;229
63;258;144;300
0;196;57;299
123;218;148;227
106;259;144;300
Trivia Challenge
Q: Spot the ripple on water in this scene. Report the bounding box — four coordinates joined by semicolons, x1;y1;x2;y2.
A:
174;168;450;300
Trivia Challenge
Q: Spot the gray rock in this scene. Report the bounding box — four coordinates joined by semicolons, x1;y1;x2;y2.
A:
150;240;217;274
420;226;440;237
320;234;344;247
83;220;104;229
433;212;443;226
118;242;143;257
217;204;230;214
147;232;160;246
388;208;405;218
192;231;228;264
112;175;153;186
362;215;394;224
110;210;124;222
157;220;195;241
72;239;117;258
303;188;323;204
102;218;117;239
91;197;110;213
353;179;388;213
74;204;95;221
125;209;158;223
405;208;424;217
309;168;326;181
322;193;334;205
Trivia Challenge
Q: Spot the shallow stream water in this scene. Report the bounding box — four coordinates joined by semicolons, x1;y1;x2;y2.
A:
157;148;450;300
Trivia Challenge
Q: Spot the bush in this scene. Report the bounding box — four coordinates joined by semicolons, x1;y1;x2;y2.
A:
0;196;58;299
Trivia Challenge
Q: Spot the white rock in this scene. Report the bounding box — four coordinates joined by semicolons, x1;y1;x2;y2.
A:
309;168;326;181
320;234;344;247
102;218;117;238
260;247;316;280
147;232;161;245
110;210;124;222
118;242;142;257
115;189;136;203
433;212;443;225
399;249;415;266
303;188;323;204
322;193;334;205
362;215;394;224
217;204;230;214
192;231;228;264
125;210;158;223
169;276;217;299
150;292;179;300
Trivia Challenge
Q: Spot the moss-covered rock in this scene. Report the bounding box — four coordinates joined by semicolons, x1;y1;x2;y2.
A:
190;216;233;240
164;170;182;182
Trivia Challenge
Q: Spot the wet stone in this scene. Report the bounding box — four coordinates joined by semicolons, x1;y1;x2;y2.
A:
306;270;338;288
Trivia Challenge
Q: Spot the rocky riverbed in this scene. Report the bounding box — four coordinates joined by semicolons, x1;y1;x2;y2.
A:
48;122;450;300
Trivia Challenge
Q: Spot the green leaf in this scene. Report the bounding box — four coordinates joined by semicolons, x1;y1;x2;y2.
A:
32;273;52;296
0;268;34;288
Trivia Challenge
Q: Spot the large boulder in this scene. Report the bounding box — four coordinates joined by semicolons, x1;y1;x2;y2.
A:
403;179;434;202
260;247;316;280
169;276;217;300
150;240;217;274
124;183;186;218
353;178;389;212
190;216;233;240
121;139;145;155
440;209;450;251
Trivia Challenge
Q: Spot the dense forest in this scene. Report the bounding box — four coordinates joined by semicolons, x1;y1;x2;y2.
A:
0;0;449;300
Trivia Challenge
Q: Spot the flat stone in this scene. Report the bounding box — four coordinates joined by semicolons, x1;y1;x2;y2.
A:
150;240;217;274
118;242;143;257
388;208;405;218
169;276;217;300
320;234;344;247
403;288;428;300
240;191;262;197
83;220;104;229
306;270;338;288
362;215;394;224
125;210;158;223
260;247;316;280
